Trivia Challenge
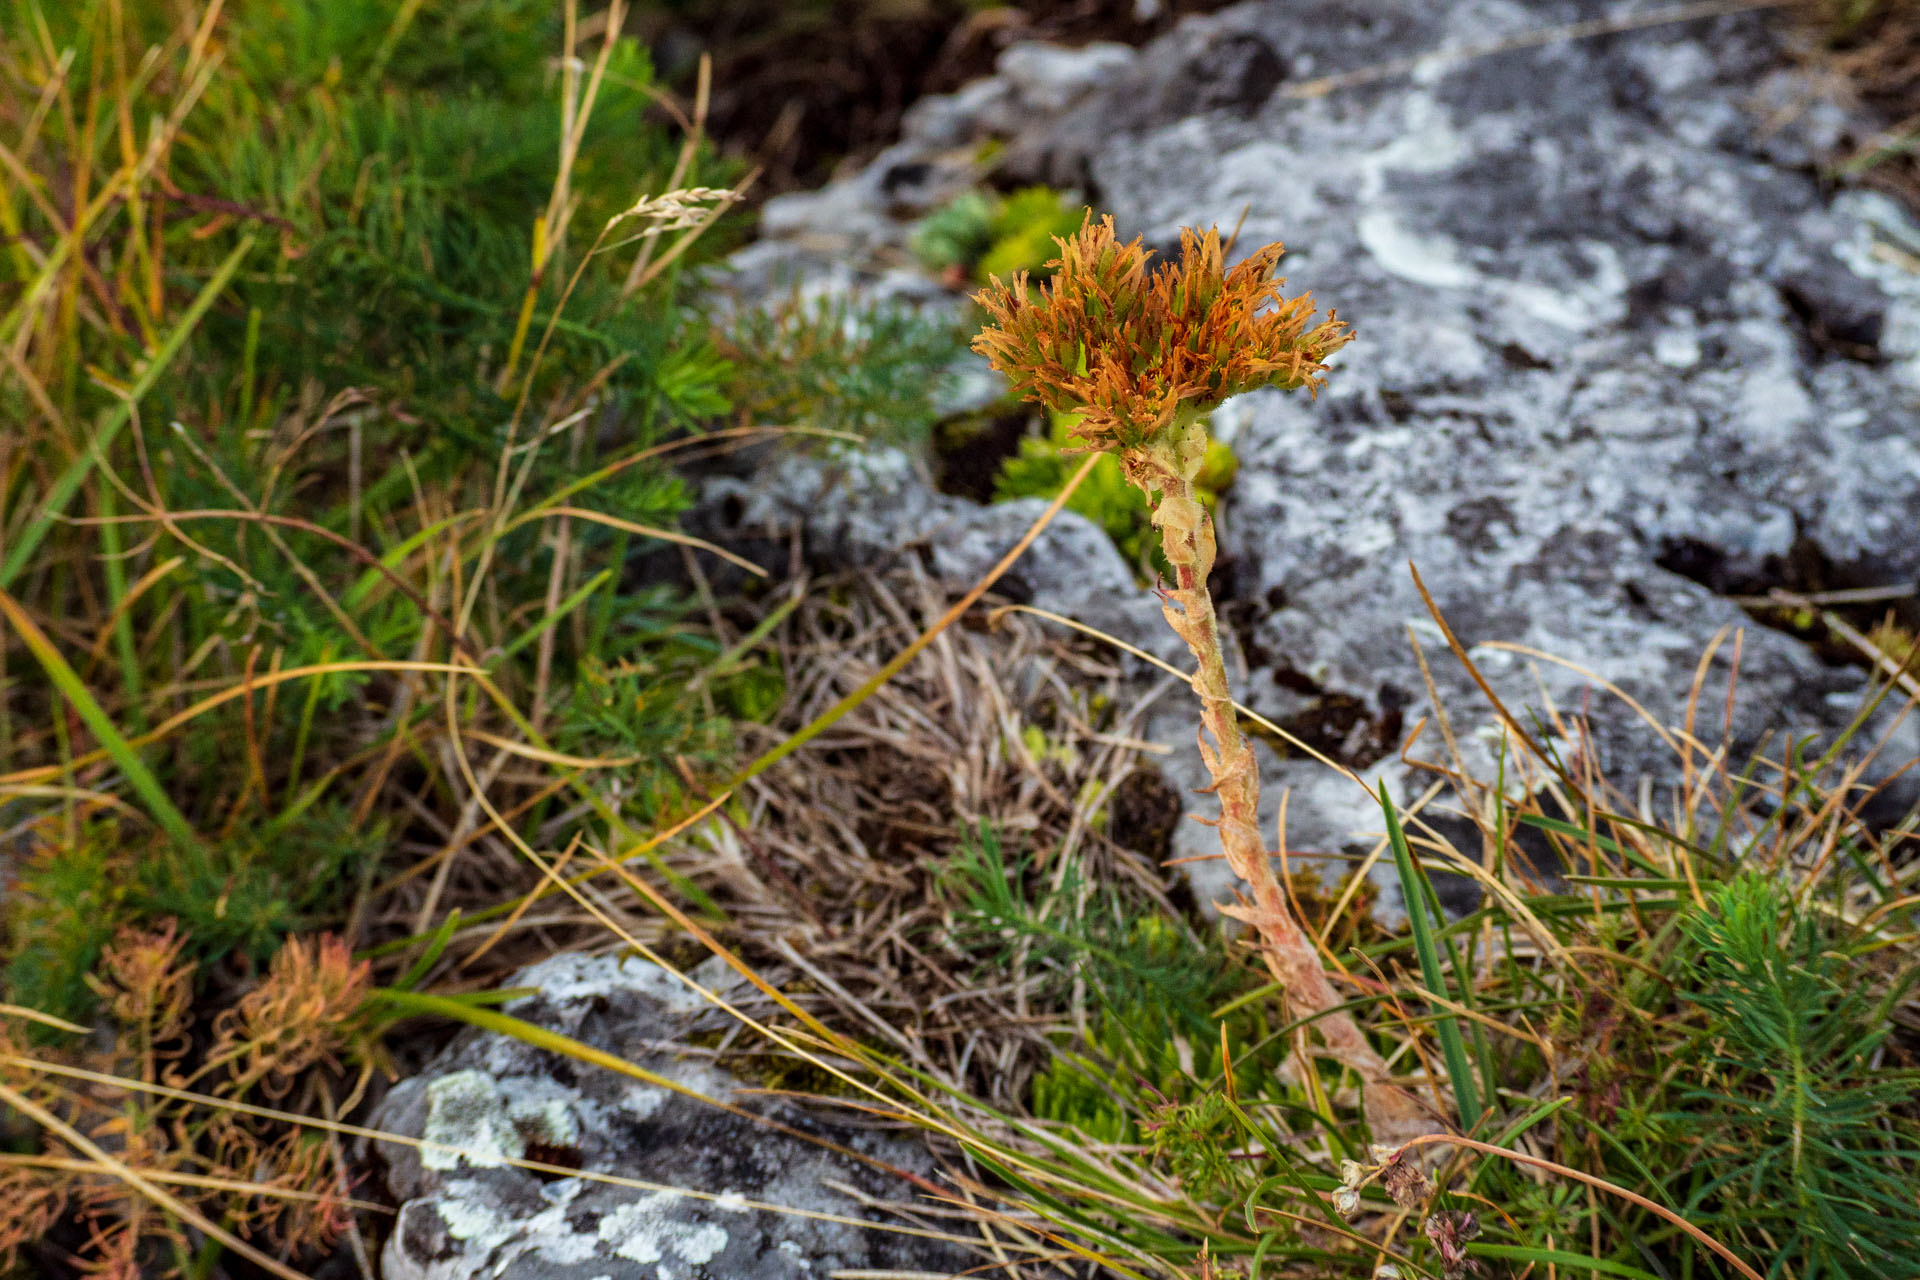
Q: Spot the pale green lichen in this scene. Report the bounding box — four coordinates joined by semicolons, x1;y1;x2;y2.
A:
420;1069;580;1171
597;1192;731;1272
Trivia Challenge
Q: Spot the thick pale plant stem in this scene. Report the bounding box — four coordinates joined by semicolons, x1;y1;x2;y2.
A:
1135;423;1428;1142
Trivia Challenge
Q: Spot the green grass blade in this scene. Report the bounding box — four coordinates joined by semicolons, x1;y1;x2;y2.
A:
497;569;613;661
1469;1244;1662;1279
1380;782;1481;1128
0;586;202;853
370;988;718;1102
0;235;254;590
387;910;464;991
92;482;147;733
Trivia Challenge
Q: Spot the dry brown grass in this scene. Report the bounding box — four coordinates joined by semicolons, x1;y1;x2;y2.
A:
1808;0;1920;202
677;567;1190;1109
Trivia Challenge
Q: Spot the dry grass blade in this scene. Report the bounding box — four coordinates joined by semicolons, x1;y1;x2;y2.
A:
1;1054;1000;1253
0;1080;310;1280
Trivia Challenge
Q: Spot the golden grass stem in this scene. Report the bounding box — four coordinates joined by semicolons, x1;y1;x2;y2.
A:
1393;1133;1766;1280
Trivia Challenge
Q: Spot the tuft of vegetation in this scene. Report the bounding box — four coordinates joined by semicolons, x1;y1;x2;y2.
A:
0;0;902;1269
995;408;1239;580
913;657;1920;1278
912;186;1087;285
0;0;736;1021
716;290;967;445
0;924;380;1278
1664;874;1920;1275
6;807;380;1026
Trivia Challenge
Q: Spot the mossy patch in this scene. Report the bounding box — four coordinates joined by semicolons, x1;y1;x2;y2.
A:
994;410;1238;581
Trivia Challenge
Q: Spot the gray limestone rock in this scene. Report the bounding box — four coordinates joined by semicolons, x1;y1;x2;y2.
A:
696;446;1191;672
706;1;1920;915
368;953;975;1280
723;39;1134;314
1072;2;1920;904
999;6;1292;190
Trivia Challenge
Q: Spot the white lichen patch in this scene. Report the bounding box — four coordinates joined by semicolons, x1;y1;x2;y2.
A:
598;1192;730;1272
420;1070;582;1172
1653;327;1701;369
620;1081;668;1120
430;1188;512;1244
513;1095;580;1149
510;951;717;1018
675;1221;729;1266
432;1179;602;1275
422;1071;523;1170
1357;210;1478;290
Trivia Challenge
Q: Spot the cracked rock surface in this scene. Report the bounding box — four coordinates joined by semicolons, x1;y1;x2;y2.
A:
368;953;972;1280
715;0;1920;913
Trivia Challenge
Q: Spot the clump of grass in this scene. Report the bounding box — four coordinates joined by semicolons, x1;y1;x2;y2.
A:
1666;873;1920;1273
0;0;883;1268
0;0;743;990
659;569;1192;1110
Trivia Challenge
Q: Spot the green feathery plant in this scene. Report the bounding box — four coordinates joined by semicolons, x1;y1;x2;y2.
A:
1664;874;1920;1275
0;0;811;1269
716;289;968;445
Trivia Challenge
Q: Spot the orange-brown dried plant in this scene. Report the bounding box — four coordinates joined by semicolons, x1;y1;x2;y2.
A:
972;214;1350;453
0;927;374;1277
975;215;1427;1143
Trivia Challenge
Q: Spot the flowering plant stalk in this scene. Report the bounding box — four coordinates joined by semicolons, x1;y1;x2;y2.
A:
974;215;1428;1141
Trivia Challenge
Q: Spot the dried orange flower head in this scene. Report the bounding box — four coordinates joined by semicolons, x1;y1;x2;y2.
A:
971;213;1352;454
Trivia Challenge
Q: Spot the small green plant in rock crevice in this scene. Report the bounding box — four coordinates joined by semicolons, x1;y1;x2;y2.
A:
912;186;1087;285
995;408;1239;581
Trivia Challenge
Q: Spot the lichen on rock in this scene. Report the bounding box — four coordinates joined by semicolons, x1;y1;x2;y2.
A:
369;954;974;1280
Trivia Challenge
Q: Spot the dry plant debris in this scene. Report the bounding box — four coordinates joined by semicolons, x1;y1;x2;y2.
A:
672;567;1192;1110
